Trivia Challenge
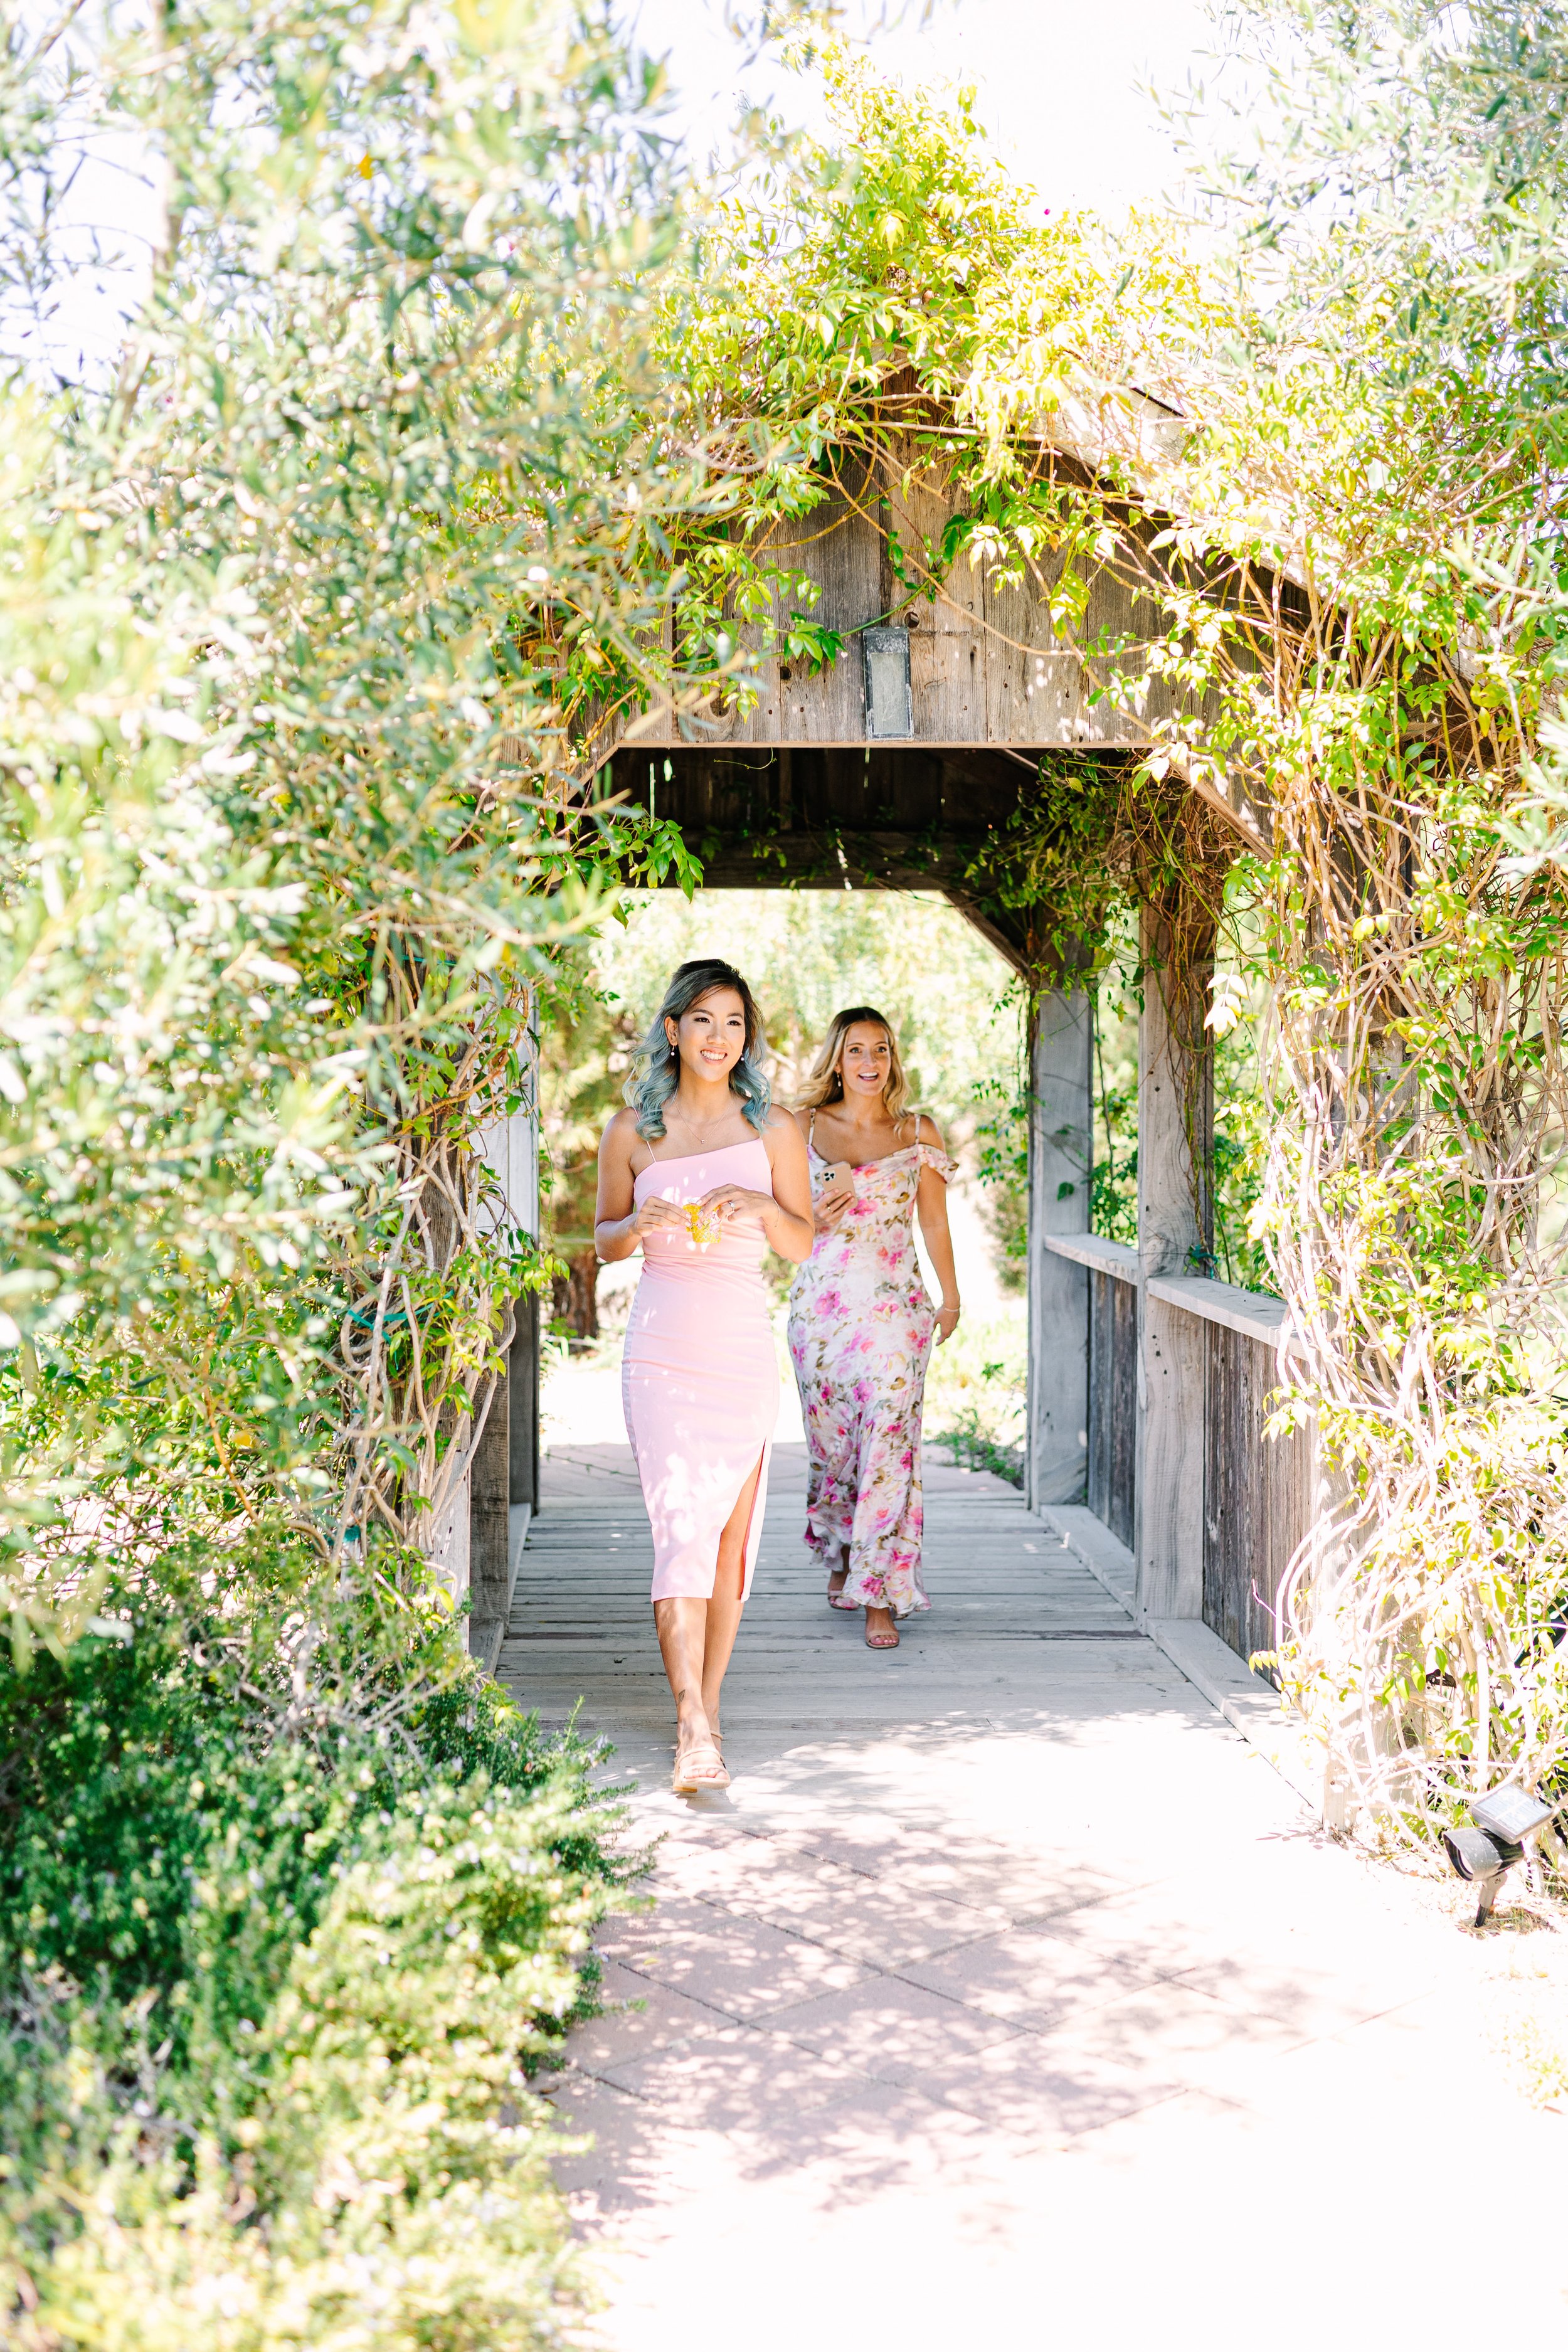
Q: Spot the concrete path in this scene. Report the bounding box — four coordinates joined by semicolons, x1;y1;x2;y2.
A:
502;1445;1566;2351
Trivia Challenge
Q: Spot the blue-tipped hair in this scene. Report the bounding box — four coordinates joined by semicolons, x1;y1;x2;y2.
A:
626;958;772;1140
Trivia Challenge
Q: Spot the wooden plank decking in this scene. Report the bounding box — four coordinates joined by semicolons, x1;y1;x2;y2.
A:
497;1442;1142;1765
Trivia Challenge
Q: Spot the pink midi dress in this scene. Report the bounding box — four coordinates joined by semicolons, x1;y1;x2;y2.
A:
786;1134;955;1619
622;1137;779;1603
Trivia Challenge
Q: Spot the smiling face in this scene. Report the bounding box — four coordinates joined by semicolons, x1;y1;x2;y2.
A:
839;1020;893;1107
667;985;748;1083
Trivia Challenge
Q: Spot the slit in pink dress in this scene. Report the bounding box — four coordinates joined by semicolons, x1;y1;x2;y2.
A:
622;1137;779;1603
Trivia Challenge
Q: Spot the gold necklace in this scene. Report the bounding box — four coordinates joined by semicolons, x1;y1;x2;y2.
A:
671;1104;733;1147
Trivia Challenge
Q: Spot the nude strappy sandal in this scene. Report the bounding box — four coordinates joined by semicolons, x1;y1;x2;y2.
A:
673;1735;729;1793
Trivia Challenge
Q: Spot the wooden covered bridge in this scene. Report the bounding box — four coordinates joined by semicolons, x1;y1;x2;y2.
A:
447;437;1316;1683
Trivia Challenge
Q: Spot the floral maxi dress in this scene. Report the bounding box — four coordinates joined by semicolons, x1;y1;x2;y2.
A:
786;1136;956;1619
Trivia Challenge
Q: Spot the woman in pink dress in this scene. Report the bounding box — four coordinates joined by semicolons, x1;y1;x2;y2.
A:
596;960;813;1791
787;1009;960;1651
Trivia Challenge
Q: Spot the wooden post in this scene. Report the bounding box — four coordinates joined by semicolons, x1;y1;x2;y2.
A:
1027;982;1094;1507
467;1370;510;1666
427;1466;471;1604
470;1014;541;1661
1134;899;1215;1619
509;1289;539;1515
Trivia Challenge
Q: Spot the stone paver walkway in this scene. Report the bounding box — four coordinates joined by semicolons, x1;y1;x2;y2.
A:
502;1445;1565;2351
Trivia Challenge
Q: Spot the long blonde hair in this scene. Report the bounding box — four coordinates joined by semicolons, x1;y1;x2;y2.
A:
797;1006;914;1123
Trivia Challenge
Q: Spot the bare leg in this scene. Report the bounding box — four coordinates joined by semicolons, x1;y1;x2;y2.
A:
702;1453;763;1728
654;1597;714;1756
827;1540;850;1603
654;1453;763;1780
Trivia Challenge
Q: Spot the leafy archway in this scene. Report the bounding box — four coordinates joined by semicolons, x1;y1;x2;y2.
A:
585;39;1568;1844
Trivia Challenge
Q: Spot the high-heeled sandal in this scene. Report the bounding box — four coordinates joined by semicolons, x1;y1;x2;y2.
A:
864;1611;900;1650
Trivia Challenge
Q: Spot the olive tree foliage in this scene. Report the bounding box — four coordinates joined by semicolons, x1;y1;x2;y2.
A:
0;0;740;1653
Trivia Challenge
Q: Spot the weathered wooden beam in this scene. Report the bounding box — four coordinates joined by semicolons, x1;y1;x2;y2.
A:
673;829;972;896
509;1290;539;1515
612;746;1152;978
1159;746;1271;858
467;1370;511;1668
427;1467;471;1604
470;1052;541;1661
1133;898;1216;1621
618;469;1193;754
939;890;1036;977
1026;983;1094;1506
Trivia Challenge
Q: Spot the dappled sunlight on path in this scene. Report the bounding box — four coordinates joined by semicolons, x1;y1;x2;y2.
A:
503;1448;1566;2351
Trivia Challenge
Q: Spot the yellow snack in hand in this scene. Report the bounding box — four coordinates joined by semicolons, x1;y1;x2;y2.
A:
682;1201;721;1250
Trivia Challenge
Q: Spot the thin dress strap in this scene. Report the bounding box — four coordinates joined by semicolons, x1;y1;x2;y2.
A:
808;1110;817;1156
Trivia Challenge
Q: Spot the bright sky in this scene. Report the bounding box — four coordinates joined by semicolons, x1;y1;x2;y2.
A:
630;0;1224;213
32;0;1224;380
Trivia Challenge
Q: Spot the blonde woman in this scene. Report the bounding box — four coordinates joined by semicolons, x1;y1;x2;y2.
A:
787;1008;960;1650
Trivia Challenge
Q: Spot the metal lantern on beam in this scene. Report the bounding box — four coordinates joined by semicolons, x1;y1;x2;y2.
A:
862;625;913;739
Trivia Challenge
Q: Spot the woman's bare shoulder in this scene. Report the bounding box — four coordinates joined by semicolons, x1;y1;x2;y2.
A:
913;1111;945;1150
765;1107;809;1157
600;1106;643;1157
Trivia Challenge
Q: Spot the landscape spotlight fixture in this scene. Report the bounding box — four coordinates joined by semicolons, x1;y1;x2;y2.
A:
1441;1785;1555;1925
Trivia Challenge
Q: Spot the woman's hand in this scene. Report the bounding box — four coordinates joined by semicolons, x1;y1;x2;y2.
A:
630;1195;687;1237
934;1299;961;1347
813;1162;856;1231
698;1182;771;1224
698;1176;814;1263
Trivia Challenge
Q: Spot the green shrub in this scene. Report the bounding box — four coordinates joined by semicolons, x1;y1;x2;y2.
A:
924;1308;1027;1486
0;1611;633;2349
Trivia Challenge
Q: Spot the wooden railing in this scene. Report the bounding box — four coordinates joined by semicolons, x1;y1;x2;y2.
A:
1042;1239;1315;1669
1042;1234;1138;1550
1152;1276;1313;1671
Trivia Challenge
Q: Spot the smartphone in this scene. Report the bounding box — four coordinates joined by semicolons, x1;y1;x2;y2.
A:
820;1160;855;1195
